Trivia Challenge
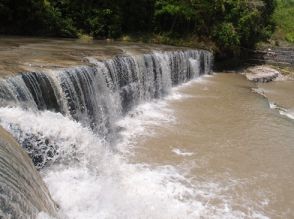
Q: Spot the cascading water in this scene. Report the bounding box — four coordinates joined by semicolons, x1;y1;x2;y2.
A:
0;49;213;218
0;50;212;167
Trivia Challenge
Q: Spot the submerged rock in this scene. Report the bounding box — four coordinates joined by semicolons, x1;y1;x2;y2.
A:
245;65;283;83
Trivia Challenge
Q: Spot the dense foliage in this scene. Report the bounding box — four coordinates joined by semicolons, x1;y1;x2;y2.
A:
273;0;294;43
0;0;277;53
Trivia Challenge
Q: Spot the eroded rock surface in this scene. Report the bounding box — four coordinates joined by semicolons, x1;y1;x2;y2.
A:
0;36;184;77
245;65;283;82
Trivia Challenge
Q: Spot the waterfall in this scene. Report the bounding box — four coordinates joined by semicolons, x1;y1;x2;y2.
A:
0;50;212;164
0;49;213;218
0;50;212;131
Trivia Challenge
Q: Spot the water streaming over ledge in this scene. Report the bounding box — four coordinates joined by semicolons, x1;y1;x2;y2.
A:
0;49;213;218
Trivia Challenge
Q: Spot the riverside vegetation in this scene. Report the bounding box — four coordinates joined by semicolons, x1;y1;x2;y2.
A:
272;0;294;44
0;0;280;56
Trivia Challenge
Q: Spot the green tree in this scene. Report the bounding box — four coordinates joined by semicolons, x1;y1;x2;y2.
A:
0;0;278;54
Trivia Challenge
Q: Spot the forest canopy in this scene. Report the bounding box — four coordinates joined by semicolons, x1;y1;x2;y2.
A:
0;0;277;53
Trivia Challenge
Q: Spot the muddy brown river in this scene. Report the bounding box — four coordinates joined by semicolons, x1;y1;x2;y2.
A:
124;73;294;218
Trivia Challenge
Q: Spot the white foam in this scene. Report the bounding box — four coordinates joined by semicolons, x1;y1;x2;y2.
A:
44;162;207;219
37;212;55;219
269;102;278;109
115;99;175;154
172;148;194;157
268;102;294;120
166;76;210;101
0;107;108;167
280;110;294;120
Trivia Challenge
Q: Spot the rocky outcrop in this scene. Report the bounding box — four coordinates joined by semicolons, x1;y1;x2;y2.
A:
244;66;283;83
249;47;294;67
0;126;57;218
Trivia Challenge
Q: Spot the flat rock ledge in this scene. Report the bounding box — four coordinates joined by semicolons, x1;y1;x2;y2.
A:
245;66;283;83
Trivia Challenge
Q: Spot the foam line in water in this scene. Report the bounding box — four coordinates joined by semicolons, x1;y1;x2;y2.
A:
269;102;294;120
280;110;294;120
172;148;194;157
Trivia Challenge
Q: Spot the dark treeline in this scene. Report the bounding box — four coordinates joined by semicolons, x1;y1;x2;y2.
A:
0;0;276;53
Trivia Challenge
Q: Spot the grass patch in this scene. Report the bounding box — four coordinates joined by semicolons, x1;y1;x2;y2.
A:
269;65;294;78
77;33;94;43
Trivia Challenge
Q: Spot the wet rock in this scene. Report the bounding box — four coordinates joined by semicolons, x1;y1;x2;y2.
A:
245;66;283;83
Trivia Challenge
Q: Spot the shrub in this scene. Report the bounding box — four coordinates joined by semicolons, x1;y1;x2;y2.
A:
213;22;240;52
